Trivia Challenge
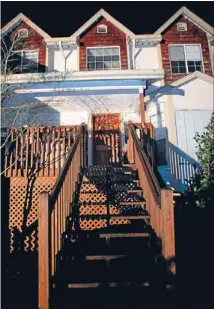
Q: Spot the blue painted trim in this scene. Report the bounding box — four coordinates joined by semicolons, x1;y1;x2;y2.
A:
30;79;146;89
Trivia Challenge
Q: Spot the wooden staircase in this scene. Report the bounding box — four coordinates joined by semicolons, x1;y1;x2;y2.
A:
51;165;166;308
37;122;175;309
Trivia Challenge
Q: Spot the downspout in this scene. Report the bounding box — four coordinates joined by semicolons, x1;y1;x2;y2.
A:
132;38;135;70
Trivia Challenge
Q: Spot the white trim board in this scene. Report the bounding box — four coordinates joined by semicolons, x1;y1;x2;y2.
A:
1;13;51;39
154;6;214;36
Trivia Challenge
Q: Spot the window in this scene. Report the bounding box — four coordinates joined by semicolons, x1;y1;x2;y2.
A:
86;47;120;71
177;23;187;32
18;28;29;38
97;25;107;33
169;45;203;74
9;50;39;73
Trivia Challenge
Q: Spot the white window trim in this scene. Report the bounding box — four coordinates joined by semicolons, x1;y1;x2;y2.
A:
86;46;121;71
177;23;188;32
18;28;29;38
97;24;108;34
168;44;204;75
11;49;39;73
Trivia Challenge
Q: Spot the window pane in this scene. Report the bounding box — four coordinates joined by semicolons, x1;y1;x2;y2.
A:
179;66;187;73
104;56;111;61
112;55;119;61
178;61;186;67
103;48;112;56
87;56;95;62
96;56;103;62
172;67;179;73
87;49;96;56
196;65;202;72
104;61;111;69
188;65;195;73
112;61;120;68
96;62;103;69
96;49;103;56
87;62;95;70
111;47;119;55
169;46;185;61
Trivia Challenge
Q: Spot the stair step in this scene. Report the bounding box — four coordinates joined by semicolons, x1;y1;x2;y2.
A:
100;233;150;238
85;254;127;261
119;201;146;206
53;281;150;289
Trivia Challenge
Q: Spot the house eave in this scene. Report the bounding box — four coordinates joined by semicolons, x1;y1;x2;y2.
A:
4;69;165;84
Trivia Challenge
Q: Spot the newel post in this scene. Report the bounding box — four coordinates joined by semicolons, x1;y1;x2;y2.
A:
39;191;50;309
127;121;134;163
161;189;176;274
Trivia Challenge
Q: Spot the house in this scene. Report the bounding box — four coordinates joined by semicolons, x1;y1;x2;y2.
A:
1;7;213;165
1;6;213;308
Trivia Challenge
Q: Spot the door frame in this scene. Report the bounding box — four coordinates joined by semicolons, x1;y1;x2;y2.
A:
91;113;121;165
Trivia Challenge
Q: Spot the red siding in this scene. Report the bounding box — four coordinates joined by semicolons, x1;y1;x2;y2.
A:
160;16;213;84
79;17;128;71
11;22;46;72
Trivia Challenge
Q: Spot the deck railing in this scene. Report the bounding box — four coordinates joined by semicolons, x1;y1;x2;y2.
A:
155;127;200;192
167;141;200;191
38;123;87;309
128;122;175;261
3;125;79;177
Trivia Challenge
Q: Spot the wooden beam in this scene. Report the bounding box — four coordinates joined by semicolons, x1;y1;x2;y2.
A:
161;189;176;274
38;191;50;309
139;93;145;125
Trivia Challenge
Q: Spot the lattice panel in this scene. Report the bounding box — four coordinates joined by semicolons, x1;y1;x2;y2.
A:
9;177;56;252
79;218;130;231
80;183;99;192
79;193;107;203
79;205;121;216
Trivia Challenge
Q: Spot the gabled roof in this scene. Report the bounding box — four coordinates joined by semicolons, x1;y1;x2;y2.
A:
1;13;51;39
154;6;214;35
145;71;214;103
70;8;135;39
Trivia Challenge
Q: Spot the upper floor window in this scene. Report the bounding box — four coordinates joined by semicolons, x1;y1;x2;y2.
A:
177;23;187;32
97;25;107;34
169;44;203;74
87;47;120;71
18;28;29;38
9;50;39;73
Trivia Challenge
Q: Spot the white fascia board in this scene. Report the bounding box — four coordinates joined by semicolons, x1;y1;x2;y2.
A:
1;12;51;39
4;69;165;84
154;6;214;35
70;9;134;39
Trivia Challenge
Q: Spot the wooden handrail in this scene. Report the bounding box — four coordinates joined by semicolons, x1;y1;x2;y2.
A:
38;123;87;309
128;123;161;204
128;122;175;263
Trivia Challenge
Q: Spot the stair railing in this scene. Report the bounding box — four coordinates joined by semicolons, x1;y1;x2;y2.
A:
38;123;87;309
128;122;175;263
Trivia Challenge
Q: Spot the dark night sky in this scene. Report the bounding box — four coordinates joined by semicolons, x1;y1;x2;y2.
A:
1;1;214;37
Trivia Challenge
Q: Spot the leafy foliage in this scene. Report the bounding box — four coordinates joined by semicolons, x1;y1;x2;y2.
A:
184;113;214;208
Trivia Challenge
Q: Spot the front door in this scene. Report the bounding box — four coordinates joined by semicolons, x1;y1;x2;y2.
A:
92;114;121;165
